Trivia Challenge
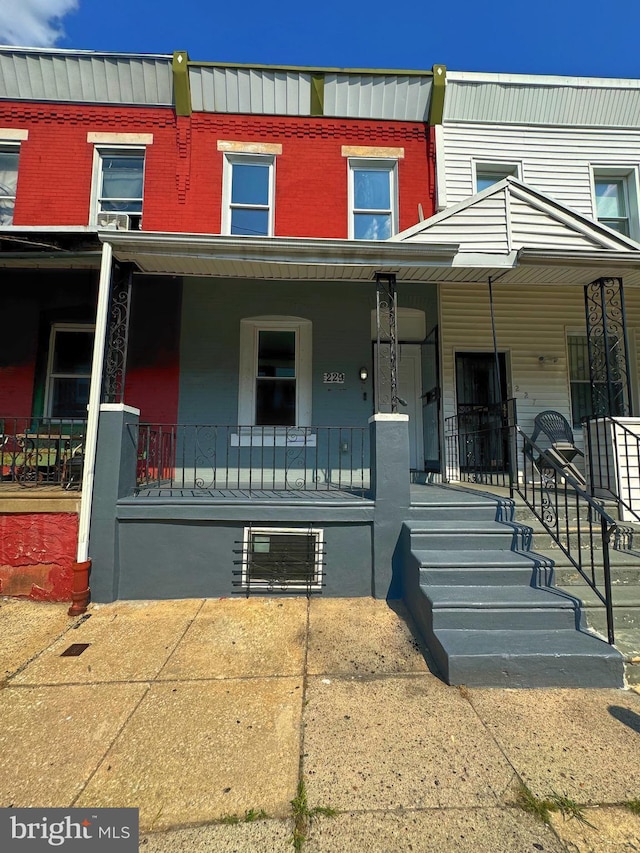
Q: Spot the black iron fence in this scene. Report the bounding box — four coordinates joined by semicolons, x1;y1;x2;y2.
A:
584;416;640;523
136;424;370;495
0;417;87;488
443;405;617;644
444;399;517;488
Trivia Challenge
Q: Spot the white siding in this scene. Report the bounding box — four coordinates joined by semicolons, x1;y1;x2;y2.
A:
439;281;640;443
441;123;640;214
508;196;603;250
408;192;509;252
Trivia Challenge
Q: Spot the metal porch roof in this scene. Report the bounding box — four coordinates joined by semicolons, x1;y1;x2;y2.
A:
100;232;640;288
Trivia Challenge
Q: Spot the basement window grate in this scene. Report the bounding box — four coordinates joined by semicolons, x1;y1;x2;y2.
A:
60;643;91;657
234;526;325;594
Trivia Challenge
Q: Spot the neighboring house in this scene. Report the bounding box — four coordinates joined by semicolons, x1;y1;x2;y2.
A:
431;69;640;448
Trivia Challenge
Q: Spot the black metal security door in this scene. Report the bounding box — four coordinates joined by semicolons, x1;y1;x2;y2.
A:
455;352;508;472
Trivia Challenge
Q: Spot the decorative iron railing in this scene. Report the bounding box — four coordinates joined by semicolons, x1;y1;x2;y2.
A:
514;427;616;645
136;424;370;495
444;399;517;488
443;405;616;644
0;416;87;489
584;416;640;523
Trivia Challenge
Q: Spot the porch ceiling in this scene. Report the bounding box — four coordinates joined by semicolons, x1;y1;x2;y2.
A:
101;232;640;287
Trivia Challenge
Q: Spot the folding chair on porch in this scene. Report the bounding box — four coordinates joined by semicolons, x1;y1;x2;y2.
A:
531;410;586;488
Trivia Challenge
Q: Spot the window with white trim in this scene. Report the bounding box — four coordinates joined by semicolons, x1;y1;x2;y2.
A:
45;325;94;419
592;168;639;238
0;144;20;225
348;159;397;240
92;148;145;229
474;161;520;192
222;153;274;236
242;527;324;590
238;317;312;427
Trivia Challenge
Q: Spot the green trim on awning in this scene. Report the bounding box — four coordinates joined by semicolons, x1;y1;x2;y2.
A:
173;51;192;117
429;65;446;125
310;73;324;116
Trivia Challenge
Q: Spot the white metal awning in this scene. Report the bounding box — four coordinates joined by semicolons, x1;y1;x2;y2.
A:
101;231;640;287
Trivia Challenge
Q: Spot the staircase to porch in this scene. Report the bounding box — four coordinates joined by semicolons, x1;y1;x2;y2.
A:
401;486;624;688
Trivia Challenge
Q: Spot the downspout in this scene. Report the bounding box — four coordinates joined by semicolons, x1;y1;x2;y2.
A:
70;241;113;616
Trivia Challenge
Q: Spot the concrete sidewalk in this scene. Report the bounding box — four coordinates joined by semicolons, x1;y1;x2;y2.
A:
1;596;639;852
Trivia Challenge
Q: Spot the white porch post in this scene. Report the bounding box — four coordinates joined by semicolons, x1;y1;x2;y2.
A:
76;241;113;563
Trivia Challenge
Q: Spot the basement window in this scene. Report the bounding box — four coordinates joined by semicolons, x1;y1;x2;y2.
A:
242;527;324;591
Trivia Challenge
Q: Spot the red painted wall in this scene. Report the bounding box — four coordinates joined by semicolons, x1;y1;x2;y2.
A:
0;513;78;600
0;102;435;236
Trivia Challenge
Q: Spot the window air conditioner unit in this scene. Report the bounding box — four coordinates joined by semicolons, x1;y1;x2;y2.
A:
97;212;130;230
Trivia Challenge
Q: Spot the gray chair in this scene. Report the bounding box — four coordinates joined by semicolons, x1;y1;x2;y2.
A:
531;410;586;487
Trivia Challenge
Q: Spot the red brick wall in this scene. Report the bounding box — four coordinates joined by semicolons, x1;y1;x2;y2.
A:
0;513;78;600
0;102;435;235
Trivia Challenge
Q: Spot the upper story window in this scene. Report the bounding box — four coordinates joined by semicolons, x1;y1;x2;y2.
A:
0;145;19;225
592;169;639;238
222;153;275;236
474;161;520;192
88;132;153;230
348;159;398;240
96;150;145;229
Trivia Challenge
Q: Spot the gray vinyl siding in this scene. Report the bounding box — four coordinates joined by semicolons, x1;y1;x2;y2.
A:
440;123;640;214
323;74;431;120
444;79;640;128
189;66;312;115
0;49;173;105
439;281;640;441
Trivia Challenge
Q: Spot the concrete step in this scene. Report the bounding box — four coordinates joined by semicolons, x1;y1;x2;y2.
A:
424;584;581;630
429;627;624;688
409;549;553;586
408;522;525;551
407;502;508;523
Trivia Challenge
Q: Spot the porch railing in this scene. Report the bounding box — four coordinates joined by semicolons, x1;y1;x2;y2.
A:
584;416;640;523
443;405;616;644
444;399;517;488
514;427;616;645
0;416;87;489
136;424;370;495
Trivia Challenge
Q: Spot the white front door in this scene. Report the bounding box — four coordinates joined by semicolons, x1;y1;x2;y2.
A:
374;343;424;470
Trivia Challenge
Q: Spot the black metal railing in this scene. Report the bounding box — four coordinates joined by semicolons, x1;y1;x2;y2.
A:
136;424;370;495
514;427;616;645
585;416;640;523
0;416;87;489
444;399;517;488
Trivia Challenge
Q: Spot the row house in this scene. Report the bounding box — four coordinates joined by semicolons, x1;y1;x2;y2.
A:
1;49;637;687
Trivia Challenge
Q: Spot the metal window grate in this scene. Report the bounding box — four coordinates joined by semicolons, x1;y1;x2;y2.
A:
234;526;325;594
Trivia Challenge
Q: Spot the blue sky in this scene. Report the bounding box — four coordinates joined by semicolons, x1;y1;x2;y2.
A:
0;0;638;78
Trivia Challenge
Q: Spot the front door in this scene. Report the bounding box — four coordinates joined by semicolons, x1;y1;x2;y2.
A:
455;352;508;472
374;343;424;470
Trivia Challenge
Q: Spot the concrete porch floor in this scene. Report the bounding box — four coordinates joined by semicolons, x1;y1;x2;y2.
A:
1;595;639;852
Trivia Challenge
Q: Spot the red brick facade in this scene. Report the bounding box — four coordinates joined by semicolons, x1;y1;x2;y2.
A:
2;102;435;235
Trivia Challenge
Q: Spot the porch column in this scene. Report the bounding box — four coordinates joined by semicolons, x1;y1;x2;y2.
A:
370;413;410;598
88;403;140;602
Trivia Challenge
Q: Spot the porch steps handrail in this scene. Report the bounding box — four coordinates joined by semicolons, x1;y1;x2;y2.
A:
513;425;617;645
